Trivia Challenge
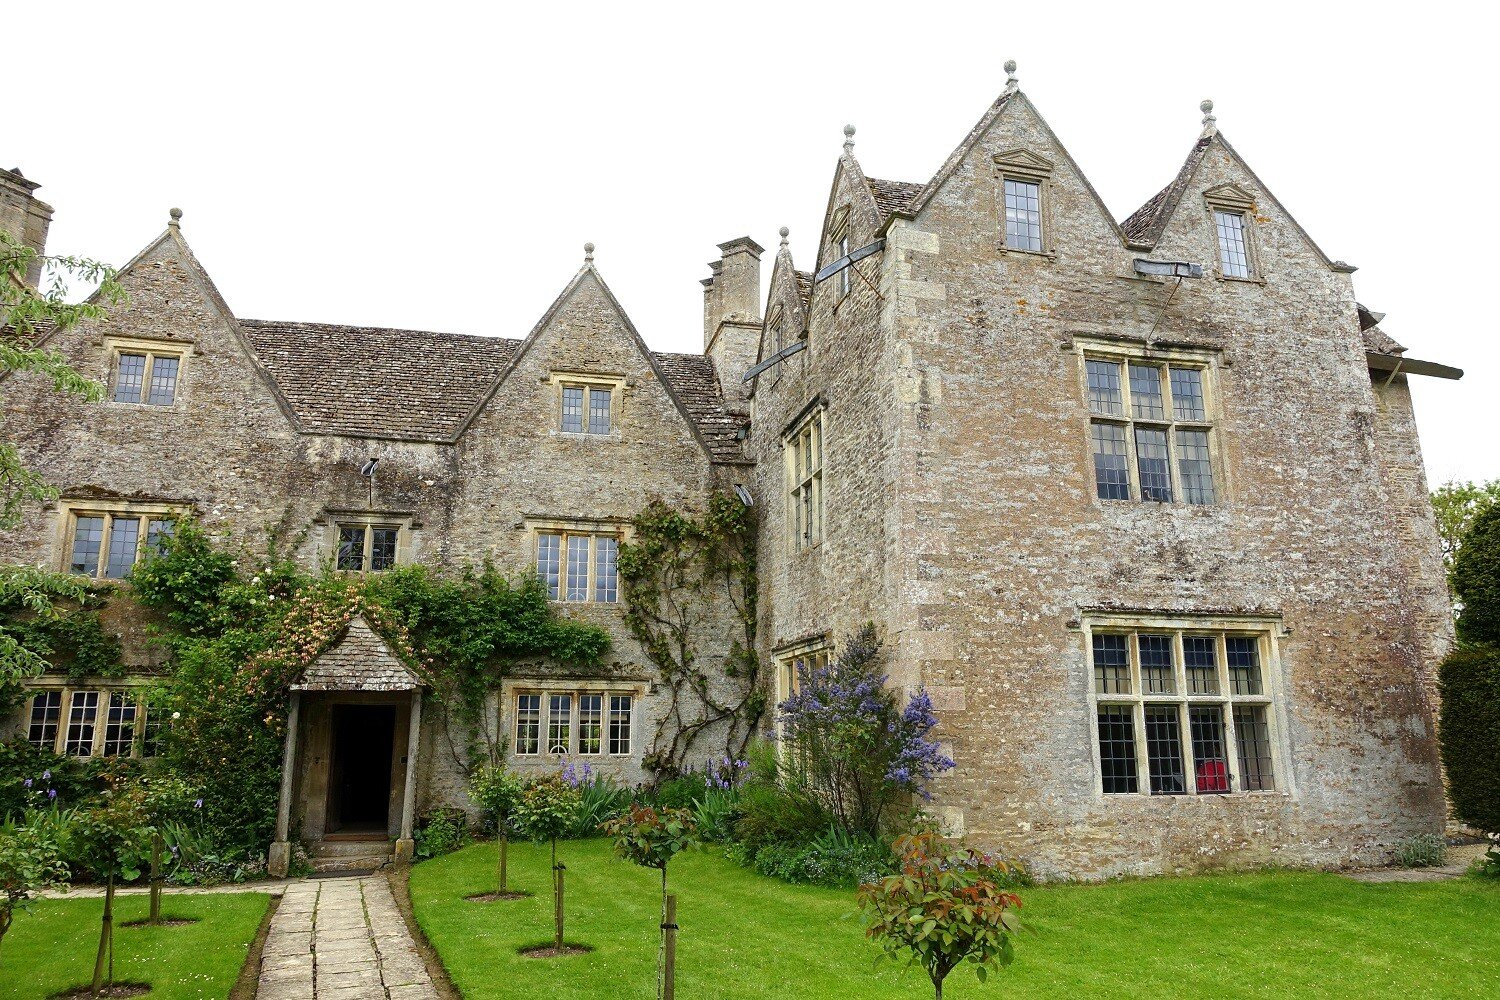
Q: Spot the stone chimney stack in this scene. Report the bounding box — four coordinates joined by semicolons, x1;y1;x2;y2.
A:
701;236;763;409
0;167;54;286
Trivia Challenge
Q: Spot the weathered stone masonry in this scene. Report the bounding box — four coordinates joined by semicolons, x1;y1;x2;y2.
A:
0;75;1461;878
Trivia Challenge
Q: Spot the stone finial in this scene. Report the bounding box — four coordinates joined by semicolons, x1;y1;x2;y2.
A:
1200;99;1217;135
1004;59;1019;92
779;226;790;248
843;124;856;154
584;241;595;263
168;207;183;227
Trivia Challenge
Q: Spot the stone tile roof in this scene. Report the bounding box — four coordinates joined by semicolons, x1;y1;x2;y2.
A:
1362;327;1407;356
239;318;742;459
866;177;925;221
653;352;744;459
1120;135;1212;247
292;616;425;691
793;270;813;307
241;319;517;441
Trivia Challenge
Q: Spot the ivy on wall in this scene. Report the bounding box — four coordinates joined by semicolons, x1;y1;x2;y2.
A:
0;566;124;710
618;491;762;777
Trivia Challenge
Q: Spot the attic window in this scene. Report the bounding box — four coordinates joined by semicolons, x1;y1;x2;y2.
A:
1003;179;1043;252
1214;211;1251;278
106;337;188;406
551;372;624;436
830;215;851;299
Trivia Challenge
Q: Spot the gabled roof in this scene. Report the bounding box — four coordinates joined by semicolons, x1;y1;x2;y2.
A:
240;319;517;441
793;269;813;307
653;352;742;460
291;615;426;692
1120;135;1212;247
866;177;924;222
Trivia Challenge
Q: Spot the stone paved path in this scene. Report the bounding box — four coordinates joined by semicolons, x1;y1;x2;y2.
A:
257;875;438;1000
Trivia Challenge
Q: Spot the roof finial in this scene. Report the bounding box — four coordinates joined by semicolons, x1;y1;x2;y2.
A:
584;241;595;263
778;226;790;248
843;124;856;154
168;207;183;228
1200;98;1217;136
1004;59;1019;92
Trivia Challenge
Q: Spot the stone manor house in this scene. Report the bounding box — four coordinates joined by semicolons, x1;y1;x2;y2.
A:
1;72;1462;878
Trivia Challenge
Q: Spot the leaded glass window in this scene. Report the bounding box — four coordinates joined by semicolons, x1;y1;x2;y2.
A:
609;695;633;755
832;218;851;298
537;534;562;599
113;353;147;403
565;535;589;601
548;694;572;754
594;537;618;603
1091;624;1277;796
588;388;612;435
1003;178;1042;251
24;688;154;757
1214;210;1251;278
1083;354;1216;505
68;509;177;579
787;410;824;549
515;694;542;755
66;691;99;756
336;523;401;573
537;531;618;603
70;516;105;575
561;386;585;433
28;691;61;749
370;528;399;571
103;692;138;756
337;526;366;571
578;695;603;755
148;356;180;405
512;689;635;759
104;516;140;579
111;347;182;406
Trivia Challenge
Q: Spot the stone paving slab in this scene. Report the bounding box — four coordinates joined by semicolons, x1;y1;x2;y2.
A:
255;875;439;999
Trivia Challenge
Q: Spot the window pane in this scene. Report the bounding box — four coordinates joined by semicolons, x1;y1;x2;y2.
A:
70;516;105;576
578;695;603;755
588;388;611;435
1085;360;1124;416
561;386;584;433
28;691;61;749
1139;634;1175;694
141;706;163;758
1227;636;1263;695
1234;705;1274;790
1097;705;1138;793
104;517;140;580
594;536;618;603
1190;705;1231;793
1184;635;1220;694
66;691;99;756
515;694;541;755
1128;363;1166;420
1134;427;1173;502
537;534;561;599
1169;367;1206;421
548;694;572;754
103;692;138;757
609;695;633;755
145;518;175;557
1090;422;1131;500
1003;178;1042;252
113;353;146;403
1143;704;1186;795
337;526;366;571
370;527;399;572
1092;634;1131;694
147;356;179;405
1215;211;1250;278
565;535;590;601
1176;429;1216;505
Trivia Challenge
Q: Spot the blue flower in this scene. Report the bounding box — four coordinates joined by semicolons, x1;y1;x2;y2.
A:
23;778;32;789
194;798;204;808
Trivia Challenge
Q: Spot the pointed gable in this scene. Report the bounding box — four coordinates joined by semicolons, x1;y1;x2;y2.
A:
292;615;426;691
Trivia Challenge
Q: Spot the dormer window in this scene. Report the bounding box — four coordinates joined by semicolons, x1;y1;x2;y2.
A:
1214;211;1251;278
1003;179;1043;252
106;337;188;406
831;216;851;299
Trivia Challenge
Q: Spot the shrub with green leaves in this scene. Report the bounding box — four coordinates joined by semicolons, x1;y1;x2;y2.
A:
70;778;158;995
1453;503;1500;644
1438;645;1500;834
470;765;525;892
1395;833;1447;868
415;808;469;859
857;831;1024;1000
516;774;584;949
0;811;70;962
602;804;698;1000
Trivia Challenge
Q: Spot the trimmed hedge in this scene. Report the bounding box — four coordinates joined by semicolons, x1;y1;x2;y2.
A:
1438;645;1500;833
1454;503;1500;645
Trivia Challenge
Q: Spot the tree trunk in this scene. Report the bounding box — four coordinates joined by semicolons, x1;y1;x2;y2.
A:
657;867;668;1000
553;860;565;950
498;833;508;893
149;831;163;924
0;906;12;964
91;873;114;997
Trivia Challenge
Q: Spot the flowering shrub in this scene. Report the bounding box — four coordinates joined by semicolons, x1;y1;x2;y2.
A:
778;625;953;836
857;831;1024;1000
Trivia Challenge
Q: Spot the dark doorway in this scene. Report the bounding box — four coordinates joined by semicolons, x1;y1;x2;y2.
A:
326;704;395;836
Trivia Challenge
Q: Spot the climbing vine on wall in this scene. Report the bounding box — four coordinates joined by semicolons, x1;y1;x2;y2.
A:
0;566;123;710
619;491;762;777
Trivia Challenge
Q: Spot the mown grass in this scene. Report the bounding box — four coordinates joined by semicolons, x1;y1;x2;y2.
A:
0;891;270;999
410;838;1500;1000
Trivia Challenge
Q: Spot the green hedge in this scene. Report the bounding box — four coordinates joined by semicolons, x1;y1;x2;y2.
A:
1438;645;1500;833
1454;504;1500;645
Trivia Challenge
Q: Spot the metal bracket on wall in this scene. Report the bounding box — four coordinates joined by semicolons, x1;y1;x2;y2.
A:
742;339;807;382
814;239;885;283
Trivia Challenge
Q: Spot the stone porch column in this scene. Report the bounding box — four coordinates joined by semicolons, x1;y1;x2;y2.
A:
394;688;422;865
268;691;301;878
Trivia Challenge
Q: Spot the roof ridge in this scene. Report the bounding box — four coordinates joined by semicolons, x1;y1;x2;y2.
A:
241;317;520;346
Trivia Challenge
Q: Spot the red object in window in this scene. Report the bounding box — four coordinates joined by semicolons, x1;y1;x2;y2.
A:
1196;757;1229;793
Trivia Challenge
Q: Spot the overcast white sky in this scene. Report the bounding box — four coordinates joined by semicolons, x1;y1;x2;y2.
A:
11;1;1495;484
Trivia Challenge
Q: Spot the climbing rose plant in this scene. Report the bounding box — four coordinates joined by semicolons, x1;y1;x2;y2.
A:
778;625;954;836
857;831;1024;1000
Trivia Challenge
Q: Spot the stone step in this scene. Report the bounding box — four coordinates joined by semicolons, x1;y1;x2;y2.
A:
314;838;395;858
311;853;392;874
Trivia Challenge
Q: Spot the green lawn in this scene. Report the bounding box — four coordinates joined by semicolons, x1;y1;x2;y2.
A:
410;838;1500;1000
0;891;270;999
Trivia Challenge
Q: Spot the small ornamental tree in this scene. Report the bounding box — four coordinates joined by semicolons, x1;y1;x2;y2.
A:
857;832;1024;1000
137;775;199;925
779;625;954;836
469;764;526;896
515;774;583;950
0;812;70;963
71;783;154;997
602;805;698;999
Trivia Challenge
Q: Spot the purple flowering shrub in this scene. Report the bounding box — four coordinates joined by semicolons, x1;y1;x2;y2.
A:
778;625;954;836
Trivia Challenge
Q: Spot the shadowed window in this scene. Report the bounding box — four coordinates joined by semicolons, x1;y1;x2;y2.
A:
1083;354;1217;506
